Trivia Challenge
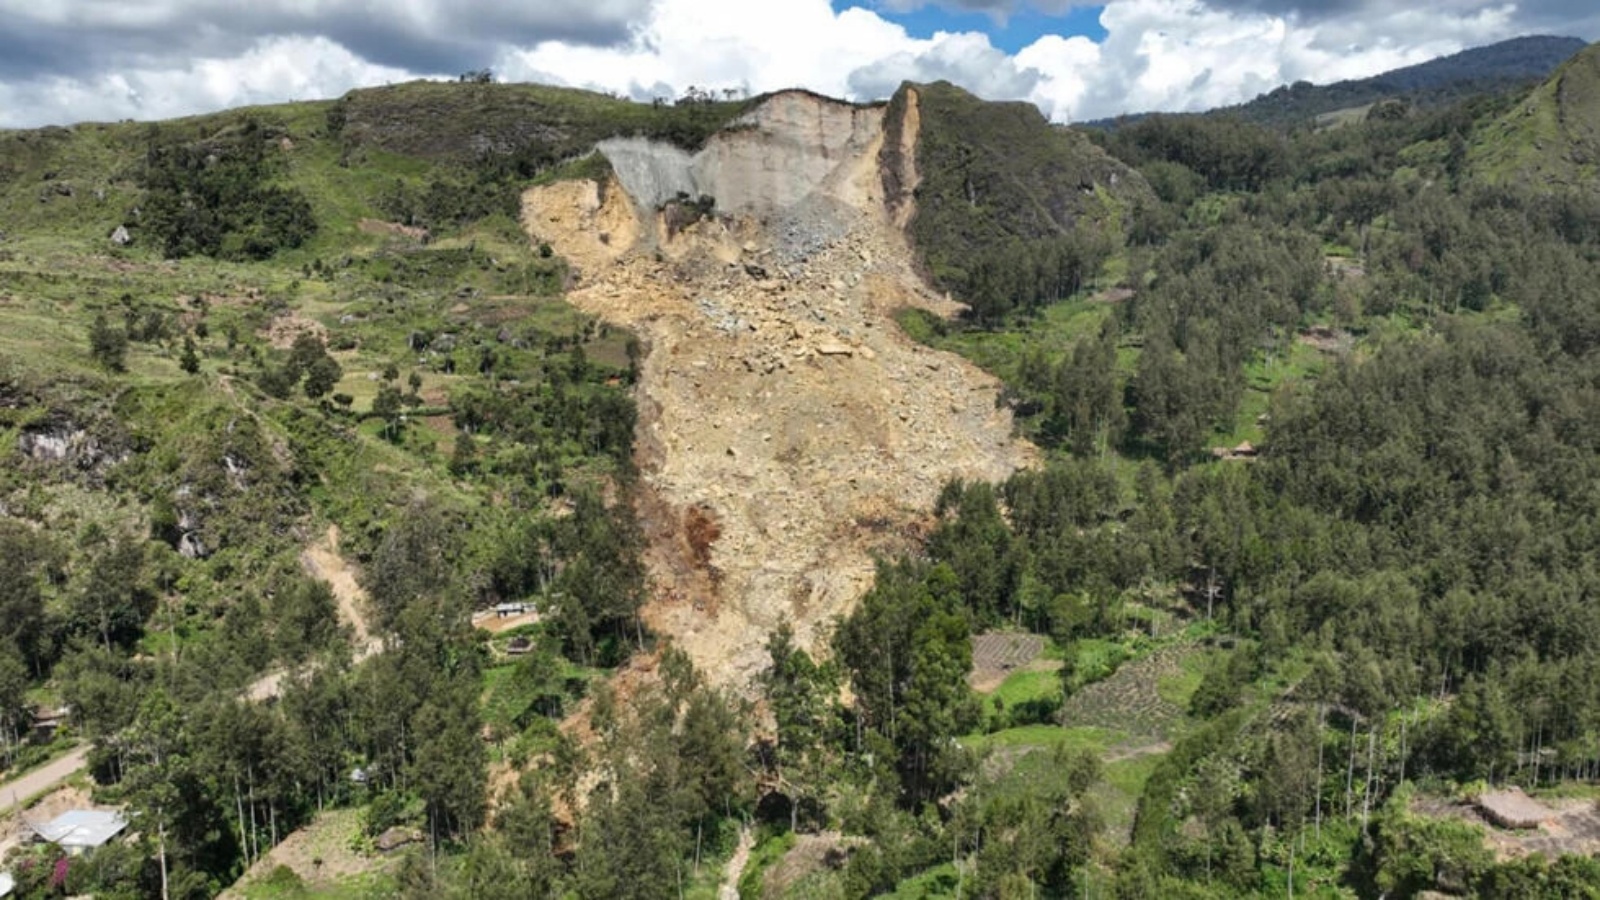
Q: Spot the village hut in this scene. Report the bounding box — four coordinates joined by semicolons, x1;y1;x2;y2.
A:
1475;788;1552;830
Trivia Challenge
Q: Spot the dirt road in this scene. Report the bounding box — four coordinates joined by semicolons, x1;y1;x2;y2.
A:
0;747;91;814
247;527;383;703
719;825;754;900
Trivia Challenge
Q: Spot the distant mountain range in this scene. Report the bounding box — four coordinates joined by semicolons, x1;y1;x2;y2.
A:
1086;34;1588;129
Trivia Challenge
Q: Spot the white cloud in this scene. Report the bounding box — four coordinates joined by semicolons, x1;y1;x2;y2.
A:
501;0;1540;122
0;0;1590;128
0;36;412;126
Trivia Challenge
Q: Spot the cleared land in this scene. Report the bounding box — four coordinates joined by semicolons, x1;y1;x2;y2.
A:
1413;794;1600;862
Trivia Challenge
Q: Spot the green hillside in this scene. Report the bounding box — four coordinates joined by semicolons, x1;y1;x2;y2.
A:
1470;41;1600;192
1085;35;1586;131
885;80;1151;323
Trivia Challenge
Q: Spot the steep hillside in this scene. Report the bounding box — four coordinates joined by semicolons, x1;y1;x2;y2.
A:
1469;41;1600;193
884;81;1148;319
0;77;1139;695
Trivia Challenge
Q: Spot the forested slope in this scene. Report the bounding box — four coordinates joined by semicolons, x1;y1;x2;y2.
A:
825;63;1600;897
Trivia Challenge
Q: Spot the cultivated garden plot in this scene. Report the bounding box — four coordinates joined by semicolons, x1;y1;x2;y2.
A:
1058;643;1196;744
968;632;1047;693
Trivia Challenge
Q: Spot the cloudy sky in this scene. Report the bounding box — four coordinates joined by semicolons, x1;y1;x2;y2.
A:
0;0;1595;128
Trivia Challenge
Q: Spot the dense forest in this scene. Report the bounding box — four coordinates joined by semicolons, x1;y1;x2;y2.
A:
6;53;1600;899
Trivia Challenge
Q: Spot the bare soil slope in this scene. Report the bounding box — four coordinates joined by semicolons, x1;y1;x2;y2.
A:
523;90;1035;686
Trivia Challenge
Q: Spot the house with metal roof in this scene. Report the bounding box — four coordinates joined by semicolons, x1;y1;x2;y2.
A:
1;870;16;897
32;809;129;855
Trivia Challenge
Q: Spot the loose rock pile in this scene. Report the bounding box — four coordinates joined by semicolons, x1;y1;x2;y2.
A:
523;91;1035;687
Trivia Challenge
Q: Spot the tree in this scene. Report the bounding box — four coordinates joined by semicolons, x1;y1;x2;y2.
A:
365;499;460;629
179;335;200;374
0;522;52;674
372;384;405;440
303;354;342;400
411;686;487;840
927;480;1021;624
72;536;152;652
89;312;128;371
833;560;978;805
759;623;837;831
0;652;29;765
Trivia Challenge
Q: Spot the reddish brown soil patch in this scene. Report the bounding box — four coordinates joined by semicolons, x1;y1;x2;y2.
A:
764;832;864;897
1089;287;1135;304
263;313;327;350
358;218;430;243
684;504;723;572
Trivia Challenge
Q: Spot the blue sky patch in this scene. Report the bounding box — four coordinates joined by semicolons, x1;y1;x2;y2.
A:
834;2;1108;53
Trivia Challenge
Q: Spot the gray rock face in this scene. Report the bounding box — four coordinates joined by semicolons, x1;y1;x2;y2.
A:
178;532;208;560
598;92;882;221
596;138;698;211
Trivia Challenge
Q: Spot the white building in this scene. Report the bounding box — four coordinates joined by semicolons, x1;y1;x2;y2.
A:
33;809;128;856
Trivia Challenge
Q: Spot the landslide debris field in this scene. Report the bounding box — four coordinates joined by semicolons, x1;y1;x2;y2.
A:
524;90;1037;683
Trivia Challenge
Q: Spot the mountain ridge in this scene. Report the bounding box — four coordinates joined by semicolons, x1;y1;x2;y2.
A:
1083;34;1587;129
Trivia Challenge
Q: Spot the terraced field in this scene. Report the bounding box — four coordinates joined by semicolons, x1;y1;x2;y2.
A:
1059;642;1196;743
969;632;1047;692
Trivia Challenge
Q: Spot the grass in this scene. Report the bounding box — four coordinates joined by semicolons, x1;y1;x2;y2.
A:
738;830;797;900
1156;646;1215;708
1468;45;1600;191
904;297;1120;388
962;724;1125;753
1212;339;1326;447
237;872;394;900
882;863;960;899
1095;752;1166;842
989;668;1060;709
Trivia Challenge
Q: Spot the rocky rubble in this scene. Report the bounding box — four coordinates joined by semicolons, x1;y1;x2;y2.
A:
523;89;1035;687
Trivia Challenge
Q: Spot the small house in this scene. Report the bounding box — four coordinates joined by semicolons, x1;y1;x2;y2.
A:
375;826;422;853
494;602;529;618
29;705;69;742
1475;788;1552;830
1;871;15;897
505;636;533;656
33;809;128;855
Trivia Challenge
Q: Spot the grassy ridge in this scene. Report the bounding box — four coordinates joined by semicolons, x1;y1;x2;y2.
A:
1469;42;1600;192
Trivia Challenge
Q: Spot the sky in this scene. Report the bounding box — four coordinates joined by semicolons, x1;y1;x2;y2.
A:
0;0;1595;129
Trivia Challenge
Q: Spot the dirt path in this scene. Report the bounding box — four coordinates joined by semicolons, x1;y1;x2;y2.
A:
522;92;1034;687
300;524;380;658
719;824;755;900
247;526;380;703
0;747;90;815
